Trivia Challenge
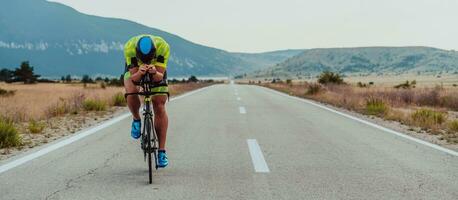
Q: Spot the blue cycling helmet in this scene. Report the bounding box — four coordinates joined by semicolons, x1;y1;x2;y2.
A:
136;36;156;64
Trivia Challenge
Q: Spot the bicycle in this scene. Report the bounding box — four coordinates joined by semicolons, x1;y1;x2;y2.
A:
125;74;169;184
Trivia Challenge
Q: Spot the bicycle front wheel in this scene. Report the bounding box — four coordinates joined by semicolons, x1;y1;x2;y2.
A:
145;116;153;184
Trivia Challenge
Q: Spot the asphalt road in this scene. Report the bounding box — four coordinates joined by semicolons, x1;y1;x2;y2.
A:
1;84;457;200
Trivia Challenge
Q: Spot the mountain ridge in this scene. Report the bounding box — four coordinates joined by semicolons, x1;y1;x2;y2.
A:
249;46;458;78
0;0;297;77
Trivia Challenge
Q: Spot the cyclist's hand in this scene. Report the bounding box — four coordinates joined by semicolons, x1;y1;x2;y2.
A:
147;65;157;74
138;65;148;75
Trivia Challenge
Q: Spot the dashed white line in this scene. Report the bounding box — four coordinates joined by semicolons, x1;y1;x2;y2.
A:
247;139;270;173
239;106;246;114
0;85;215;174
237;97;241;101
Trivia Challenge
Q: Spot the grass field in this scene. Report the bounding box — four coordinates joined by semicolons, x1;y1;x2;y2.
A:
0;83;123;122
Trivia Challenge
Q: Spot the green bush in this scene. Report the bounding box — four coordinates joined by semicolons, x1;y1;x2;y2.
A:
448;120;458;132
411;109;446;129
0;119;22;148
365;97;388;116
306;83;322;95
0;87;16;97
394;80;416;89
28;120;45;134
357;82;368;88
83;99;107;111
318;71;344;85
46;98;71;117
112;92;126;106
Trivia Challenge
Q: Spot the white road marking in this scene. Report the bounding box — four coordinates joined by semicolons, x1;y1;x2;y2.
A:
0;85;215;174
237;97;241;101
239;106;246;114
263;86;458;157
230;80;234;84
247;139;270;173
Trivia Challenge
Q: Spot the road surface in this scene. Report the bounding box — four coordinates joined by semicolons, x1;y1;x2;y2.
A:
1;84;457;199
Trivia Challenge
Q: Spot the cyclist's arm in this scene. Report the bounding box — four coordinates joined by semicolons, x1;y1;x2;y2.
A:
130;65;147;82
152;67;164;82
152;37;169;82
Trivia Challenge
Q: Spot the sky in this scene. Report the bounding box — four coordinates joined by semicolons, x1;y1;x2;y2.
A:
50;0;458;53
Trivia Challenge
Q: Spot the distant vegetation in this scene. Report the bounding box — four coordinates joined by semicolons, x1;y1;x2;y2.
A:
250;47;458;78
0;61;41;84
318;71;344;85
394;80;416;89
0;88;15;97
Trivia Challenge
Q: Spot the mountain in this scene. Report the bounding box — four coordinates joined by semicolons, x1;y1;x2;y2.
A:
0;0;297;77
249;47;458;78
231;49;304;72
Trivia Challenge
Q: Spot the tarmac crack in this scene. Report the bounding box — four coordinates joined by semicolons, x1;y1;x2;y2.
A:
44;152;121;200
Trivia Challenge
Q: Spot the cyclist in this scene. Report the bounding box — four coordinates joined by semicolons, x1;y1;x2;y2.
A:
123;34;170;168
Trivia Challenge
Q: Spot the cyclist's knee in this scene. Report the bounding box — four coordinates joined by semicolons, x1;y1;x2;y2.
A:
153;96;167;115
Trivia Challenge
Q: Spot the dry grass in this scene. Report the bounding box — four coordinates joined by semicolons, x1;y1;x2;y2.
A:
0;83;123;122
410;109;447;131
365;97;388;116
112;92;126;106
28;119;45;134
261;81;458;143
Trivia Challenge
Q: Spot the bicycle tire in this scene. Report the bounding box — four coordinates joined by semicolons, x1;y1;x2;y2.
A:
145;116;153;184
151;118;158;170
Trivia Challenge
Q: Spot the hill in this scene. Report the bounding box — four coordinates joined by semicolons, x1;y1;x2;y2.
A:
0;0;296;77
249;47;458;78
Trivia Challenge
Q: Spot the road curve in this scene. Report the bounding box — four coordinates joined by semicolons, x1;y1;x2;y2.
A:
0;84;457;200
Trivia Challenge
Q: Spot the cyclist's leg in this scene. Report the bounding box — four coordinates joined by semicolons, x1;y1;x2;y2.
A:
152;94;168;150
124;71;141;120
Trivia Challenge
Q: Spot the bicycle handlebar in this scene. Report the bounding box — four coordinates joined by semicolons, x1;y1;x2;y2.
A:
124;74;169;99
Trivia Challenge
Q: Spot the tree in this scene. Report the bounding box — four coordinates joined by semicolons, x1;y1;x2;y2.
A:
81;74;93;84
187;75;198;83
0;68;14;82
65;74;72;83
14;61;40;84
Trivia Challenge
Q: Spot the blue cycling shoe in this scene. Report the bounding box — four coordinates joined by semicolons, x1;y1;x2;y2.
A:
157;150;168;168
131;119;141;139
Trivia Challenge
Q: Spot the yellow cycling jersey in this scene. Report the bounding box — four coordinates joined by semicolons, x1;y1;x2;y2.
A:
123;34;170;69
